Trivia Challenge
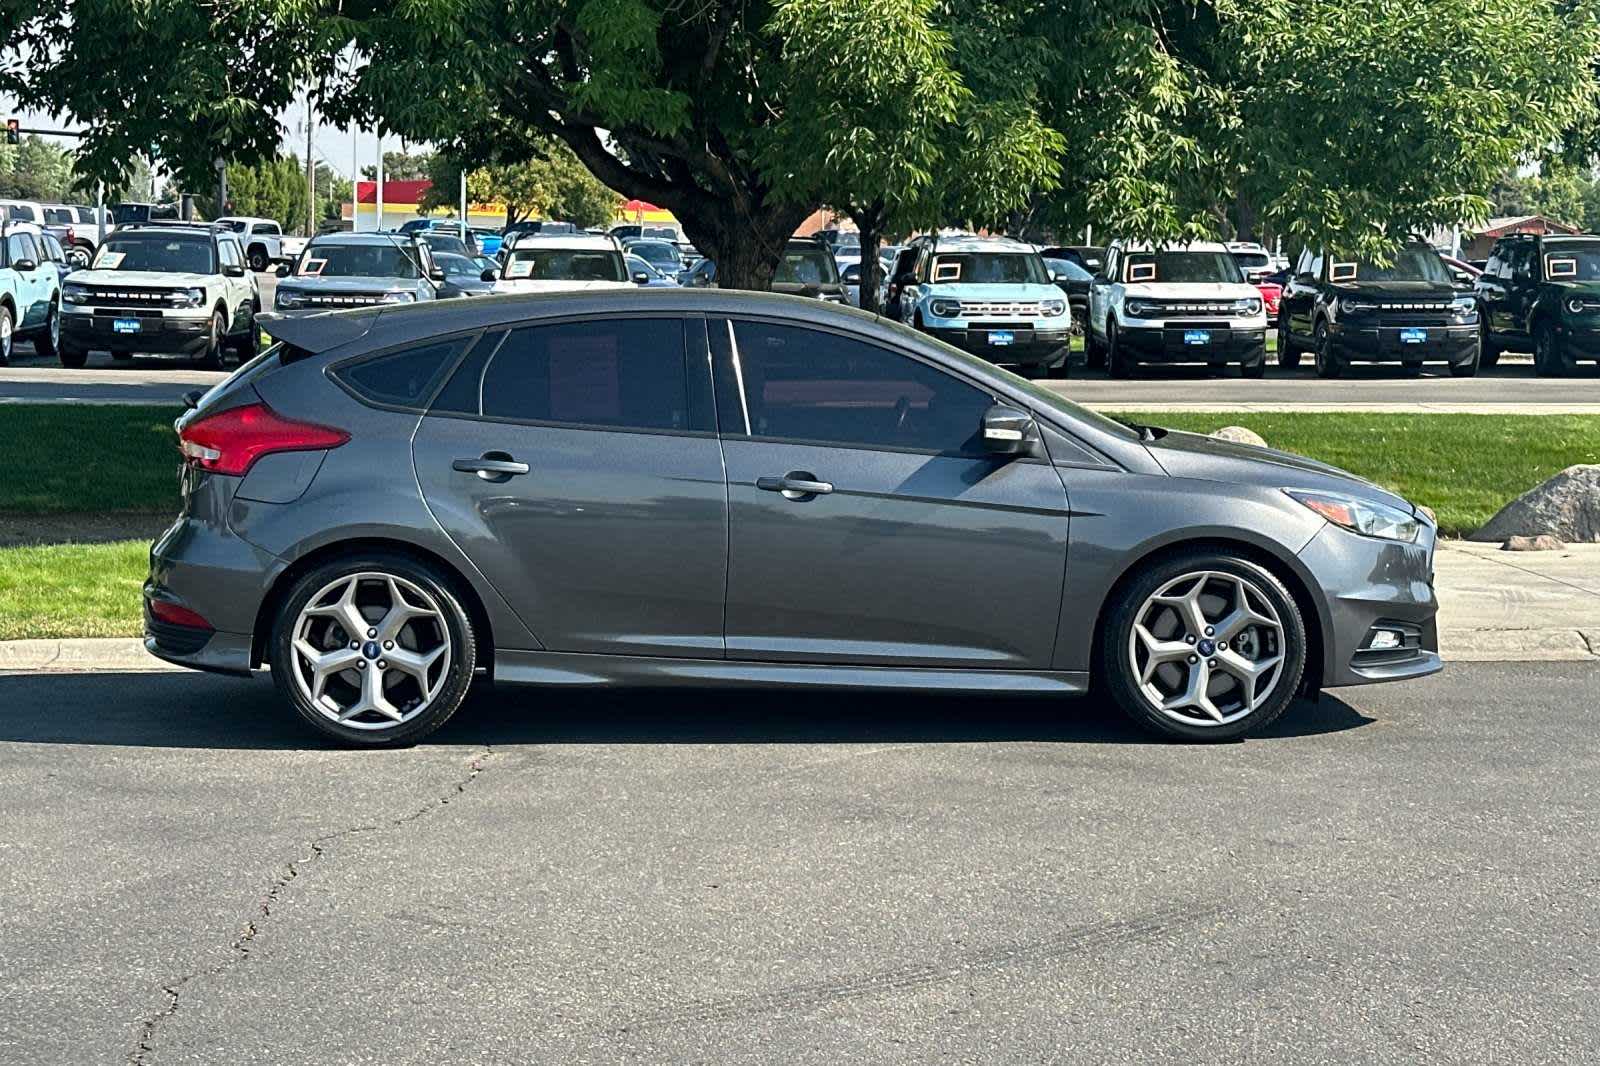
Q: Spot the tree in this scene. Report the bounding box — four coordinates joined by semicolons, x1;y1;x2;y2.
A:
360;149;433;182
221;155;309;231
0;135;74;200
420;141;621;229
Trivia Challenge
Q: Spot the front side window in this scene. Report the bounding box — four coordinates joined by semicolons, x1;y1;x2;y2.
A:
218;240;241;270
44;207;73;225
41;234;64;261
93;235;216;274
502;247;627;282
475;319;689;431
1123;251;1242;284
5;233;38;264
715;319;991;453
300;242;420;278
774;247;840;285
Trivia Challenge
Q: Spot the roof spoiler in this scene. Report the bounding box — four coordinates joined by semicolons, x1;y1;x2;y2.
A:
256;309;378;354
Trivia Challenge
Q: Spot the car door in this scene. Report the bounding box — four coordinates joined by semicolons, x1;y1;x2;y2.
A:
5;232;46;328
710;316;1070;668
1508;243;1540;338
1475;243;1504;337
412;315;728;657
883;247;917;320
1279;249;1313;342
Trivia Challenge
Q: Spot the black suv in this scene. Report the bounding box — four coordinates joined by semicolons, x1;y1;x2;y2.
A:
1475;232;1600;376
1277;243;1480;377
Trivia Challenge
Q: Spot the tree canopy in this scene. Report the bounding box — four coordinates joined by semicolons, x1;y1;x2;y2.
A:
420;142;622;229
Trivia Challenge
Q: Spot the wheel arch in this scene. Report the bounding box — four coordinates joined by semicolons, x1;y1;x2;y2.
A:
1091;534;1328;696
251;536;496;675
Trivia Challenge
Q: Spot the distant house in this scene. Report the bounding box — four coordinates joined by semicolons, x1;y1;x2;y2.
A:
1461;215;1582;261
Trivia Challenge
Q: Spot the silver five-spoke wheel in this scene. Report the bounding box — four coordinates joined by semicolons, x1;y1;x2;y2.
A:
1127;570;1286;728
289;572;452;731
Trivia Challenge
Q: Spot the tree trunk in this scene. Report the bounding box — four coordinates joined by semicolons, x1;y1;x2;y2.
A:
849;198;887;314
673;196;813;292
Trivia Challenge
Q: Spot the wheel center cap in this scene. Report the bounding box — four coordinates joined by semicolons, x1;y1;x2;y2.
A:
1197;639;1216;656
362;641;381;660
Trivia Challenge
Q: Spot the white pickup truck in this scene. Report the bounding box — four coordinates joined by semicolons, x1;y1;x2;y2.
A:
214;216;308;272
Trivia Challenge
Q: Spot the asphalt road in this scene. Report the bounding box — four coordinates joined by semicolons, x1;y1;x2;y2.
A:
2;661;1596;1063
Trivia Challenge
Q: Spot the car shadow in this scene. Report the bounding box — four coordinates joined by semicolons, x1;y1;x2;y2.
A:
0;671;1374;750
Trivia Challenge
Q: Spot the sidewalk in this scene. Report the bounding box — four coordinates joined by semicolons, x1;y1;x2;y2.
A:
1;542;1595;672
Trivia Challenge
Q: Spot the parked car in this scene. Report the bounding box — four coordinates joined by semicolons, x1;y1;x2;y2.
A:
0;220;63;364
622;237;685;276
679;240;849;304
415;231;475;259
58;221;257;369
1474;232;1600;376
214;216;309;273
609;223;678;242
1278;243;1479;377
493;233;634;294
1226;241;1276;283
0;199;46;226
1086;241;1268;378
626;254;678;287
1037;245;1106;275
37;230;76;287
146;289;1442;745
432;252;497;298
1042;256;1093;334
1438;254;1480;284
504;220;579;242
40;203;93;262
273;232;440;311
841;261;863;307
471;227;503;257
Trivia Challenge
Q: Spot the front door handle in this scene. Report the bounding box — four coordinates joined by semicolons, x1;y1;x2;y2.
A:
452;452;530;482
756;472;833;499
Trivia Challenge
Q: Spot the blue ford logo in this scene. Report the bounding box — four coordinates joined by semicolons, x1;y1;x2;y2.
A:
1197;639;1216;656
362;641;381;660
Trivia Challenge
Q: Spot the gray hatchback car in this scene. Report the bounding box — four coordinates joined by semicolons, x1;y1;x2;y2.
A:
145;290;1440;745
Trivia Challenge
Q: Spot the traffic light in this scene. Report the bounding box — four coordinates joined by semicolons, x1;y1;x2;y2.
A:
5;119;19;145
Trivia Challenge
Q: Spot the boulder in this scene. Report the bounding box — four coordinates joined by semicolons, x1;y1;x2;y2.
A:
1502;534;1567;552
1469;464;1600;544
1210;425;1267;448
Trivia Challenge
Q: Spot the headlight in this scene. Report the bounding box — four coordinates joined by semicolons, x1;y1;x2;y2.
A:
1041;299;1066;317
275;290;305;309
1563;296;1599;316
929;299;962;318
380;291;416;304
1452;295;1477;315
1340;295;1378;313
169;287;205;309
1125;299;1161;318
1286;489;1420;543
1233;297;1263;316
62;283;89;305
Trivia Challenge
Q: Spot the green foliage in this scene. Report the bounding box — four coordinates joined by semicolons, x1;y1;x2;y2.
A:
421;142;621;228
223;155;310;232
0;135;75;199
361;150;434;182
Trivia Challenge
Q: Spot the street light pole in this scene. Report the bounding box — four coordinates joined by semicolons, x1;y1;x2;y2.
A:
459;169;467;238
305;100;315;236
376;135;384;232
351;125;359;232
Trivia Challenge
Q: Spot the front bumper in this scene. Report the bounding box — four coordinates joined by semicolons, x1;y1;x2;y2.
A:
1554;321;1600;360
1297;521;1442;688
62;308;211;353
921;323;1071;366
1329;320;1477;364
1119;322;1267;363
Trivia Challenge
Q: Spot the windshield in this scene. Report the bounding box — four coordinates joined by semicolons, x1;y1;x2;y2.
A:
1232;251;1272;270
775;247;840;285
1541;241;1600;280
930;252;1048;285
421;234;470;257
628;240;680;266
832;232;861;251
1044;257;1091;281
434;253;482;278
215;219;248;233
299;241;421;278
504;247;627;282
1342;247;1452;284
627;255;665;279
92;235;215;274
1124;251;1242;284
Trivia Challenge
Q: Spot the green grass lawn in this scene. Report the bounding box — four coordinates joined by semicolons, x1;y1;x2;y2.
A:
1111;412;1600;536
0;405;184;514
0;540;148;639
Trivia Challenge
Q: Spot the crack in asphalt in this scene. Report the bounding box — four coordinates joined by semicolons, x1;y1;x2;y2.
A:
129;746;494;1065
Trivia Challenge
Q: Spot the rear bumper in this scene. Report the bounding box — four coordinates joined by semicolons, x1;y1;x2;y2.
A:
1329;321;1477;363
1119;324;1267;363
143;515;280;675
922;324;1070;366
62;310;211;353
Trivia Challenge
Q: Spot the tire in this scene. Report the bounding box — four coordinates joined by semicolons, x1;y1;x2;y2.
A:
229;303;259;364
1479;318;1501;368
197;309;226;370
1018;363;1047;380
248;245;269;272
1240;344;1266;378
1312;319;1343;378
0;304;13;367
1047;352;1070;378
1084;320;1107;370
1276;317;1301;368
1106;317;1131;378
1447;341;1481;378
1533;318;1575;377
269;553;479;747
36;300;60;359
1100;551;1307;742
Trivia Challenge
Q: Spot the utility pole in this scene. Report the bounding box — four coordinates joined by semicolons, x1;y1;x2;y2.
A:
376;134;385;232
305;99;315;236
351;125;359;232
459;169;468;238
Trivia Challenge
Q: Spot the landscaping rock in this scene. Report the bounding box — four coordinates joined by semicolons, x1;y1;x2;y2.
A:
1502;534;1567;552
1469;464;1600;544
1210;425;1267;448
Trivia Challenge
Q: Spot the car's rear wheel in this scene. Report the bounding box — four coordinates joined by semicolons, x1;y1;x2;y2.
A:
36;300;60;359
0;304;13;366
1106;318;1131;378
270;554;478;746
1101;552;1306;741
1313;319;1343;378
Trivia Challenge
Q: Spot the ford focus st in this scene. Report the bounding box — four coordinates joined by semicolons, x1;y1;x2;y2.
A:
145;290;1441;745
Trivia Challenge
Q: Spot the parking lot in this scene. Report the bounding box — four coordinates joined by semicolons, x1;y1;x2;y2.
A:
2;661;1596;1063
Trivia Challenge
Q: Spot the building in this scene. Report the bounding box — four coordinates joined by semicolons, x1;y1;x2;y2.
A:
1460;215;1583;261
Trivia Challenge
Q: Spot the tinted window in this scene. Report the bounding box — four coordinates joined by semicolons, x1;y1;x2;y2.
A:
1539;240;1600;280
94;235;215;273
502;247;627;282
44;207;73;224
337;338;468;409
300;241;419;278
716;319;991;453
74;207;97;224
6;233;37;263
41;233;64;261
478;319;688;431
1124;251;1241;283
775;247;839;285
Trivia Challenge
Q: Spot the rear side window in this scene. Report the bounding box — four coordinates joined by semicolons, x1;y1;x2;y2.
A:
334;338;468;409
474;319;689;431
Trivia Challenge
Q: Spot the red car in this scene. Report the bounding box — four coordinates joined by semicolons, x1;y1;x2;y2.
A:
1255;280;1282;325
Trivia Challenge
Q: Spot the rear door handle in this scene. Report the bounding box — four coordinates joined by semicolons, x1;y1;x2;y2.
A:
756;472;833;499
452;452;529;481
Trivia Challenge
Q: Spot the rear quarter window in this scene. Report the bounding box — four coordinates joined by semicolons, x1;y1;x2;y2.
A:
332;338;470;410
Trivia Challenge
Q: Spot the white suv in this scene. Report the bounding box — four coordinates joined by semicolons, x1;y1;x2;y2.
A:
493;233;637;293
59;222;259;369
1086;241;1268;378
888;235;1072;377
215;216;308;272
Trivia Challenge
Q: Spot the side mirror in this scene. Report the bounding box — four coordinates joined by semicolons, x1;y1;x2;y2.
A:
13;258;36;272
479;268;498;283
1051;271;1068;283
274;263;290;278
429;268;446;282
980;403;1038;457
632;271;652;285
224;263;245;277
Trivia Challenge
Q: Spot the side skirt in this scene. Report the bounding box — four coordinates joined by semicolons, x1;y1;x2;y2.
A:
494;649;1090;694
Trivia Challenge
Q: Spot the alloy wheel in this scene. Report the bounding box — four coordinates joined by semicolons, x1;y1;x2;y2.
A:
0;308;12;364
289;572;453;731
1127;570;1287;728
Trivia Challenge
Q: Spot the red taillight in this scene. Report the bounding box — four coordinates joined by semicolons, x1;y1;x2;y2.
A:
178;402;349;477
148;599;213;630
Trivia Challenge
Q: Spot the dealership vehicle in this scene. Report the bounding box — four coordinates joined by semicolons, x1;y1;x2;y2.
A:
416;230;475;259
609;223;678;242
1043;256;1093;334
889;235;1070;378
58;221;256;369
1278;243;1479;377
471;227;503;257
0;198;46;226
0;220;62;364
622;237;685;276
1037;244;1106;275
1226;242;1275;282
36;230;75;286
215;216;308;272
680;240;849;304
145;289;1441;746
1086;241;1266;378
505;219;579;243
432;253;498;298
493;233;634;294
40;203;94;261
1475;232;1600;376
626;255;678;287
274;232;440;311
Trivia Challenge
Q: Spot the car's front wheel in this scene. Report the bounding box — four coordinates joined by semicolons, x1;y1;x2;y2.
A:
269;554;478;746
1534;318;1576;377
1276;317;1301;368
36;299;60;359
1101;552;1307;741
1106;318;1132;378
1313;319;1343;378
0;304;13;366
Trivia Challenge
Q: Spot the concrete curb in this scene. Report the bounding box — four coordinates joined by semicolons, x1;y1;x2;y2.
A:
0;638;179;673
